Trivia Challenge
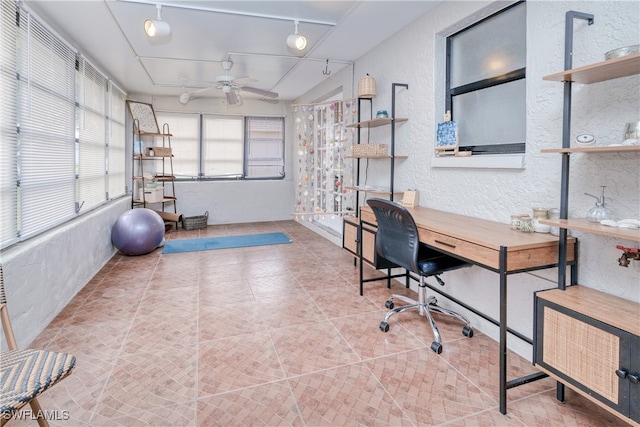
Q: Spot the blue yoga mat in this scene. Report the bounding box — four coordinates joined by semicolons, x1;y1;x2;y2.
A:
162;232;292;254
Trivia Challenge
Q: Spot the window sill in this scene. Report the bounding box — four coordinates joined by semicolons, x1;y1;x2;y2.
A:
431;153;525;169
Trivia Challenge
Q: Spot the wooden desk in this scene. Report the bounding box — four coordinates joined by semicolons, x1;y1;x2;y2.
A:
358;205;577;415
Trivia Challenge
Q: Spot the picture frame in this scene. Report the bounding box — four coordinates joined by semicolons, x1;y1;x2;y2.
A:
126;100;160;134
435;120;458;156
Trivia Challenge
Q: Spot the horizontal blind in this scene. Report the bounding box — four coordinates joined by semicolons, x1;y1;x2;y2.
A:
154;111;199;179
202;114;243;178
77;58;107;212
0;1;19;247
16;9;76;239
245;116;284;178
108;82;126;199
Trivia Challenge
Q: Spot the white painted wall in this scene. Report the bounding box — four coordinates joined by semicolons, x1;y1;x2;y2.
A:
297;0;640;359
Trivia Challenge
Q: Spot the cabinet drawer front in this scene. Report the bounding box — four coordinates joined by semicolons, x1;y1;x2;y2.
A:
534;298;630;417
343;221;359;255
418;228;497;268
361;226;377;265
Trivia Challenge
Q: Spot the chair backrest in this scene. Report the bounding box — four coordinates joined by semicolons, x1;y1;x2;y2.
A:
366;198;420;274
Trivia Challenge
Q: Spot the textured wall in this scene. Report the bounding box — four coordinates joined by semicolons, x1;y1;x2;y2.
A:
1;197;129;348
297;0;640;358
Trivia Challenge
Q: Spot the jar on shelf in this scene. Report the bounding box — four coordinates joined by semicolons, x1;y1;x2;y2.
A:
548;208;560;236
511;214;534;232
532;207;550;233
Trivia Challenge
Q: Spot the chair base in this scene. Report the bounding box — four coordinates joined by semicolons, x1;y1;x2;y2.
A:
379;276;473;354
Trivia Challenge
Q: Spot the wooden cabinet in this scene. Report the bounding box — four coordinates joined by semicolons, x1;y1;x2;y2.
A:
534;286;639;424
536;22;640;425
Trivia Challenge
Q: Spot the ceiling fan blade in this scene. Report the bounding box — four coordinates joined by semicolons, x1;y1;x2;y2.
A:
179;85;215;104
226;90;242;105
233;76;258;85
240;86;278;98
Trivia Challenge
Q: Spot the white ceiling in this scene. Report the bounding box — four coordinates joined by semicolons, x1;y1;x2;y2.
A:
23;0;441;102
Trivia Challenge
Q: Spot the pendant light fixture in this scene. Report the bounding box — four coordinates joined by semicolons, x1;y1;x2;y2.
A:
144;4;171;38
286;20;307;54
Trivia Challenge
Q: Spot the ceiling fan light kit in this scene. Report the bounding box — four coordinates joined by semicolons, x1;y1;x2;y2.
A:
178;58;278;106
144;4;171;38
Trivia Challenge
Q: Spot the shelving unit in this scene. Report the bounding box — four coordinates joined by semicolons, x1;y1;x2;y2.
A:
534;12;640;425
341;83;408;261
131;123;179;226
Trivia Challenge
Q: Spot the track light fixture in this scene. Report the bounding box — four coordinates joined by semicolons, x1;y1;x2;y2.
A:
286;20;307;53
144;4;171;38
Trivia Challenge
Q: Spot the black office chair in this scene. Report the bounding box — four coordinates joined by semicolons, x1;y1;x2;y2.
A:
367;198;473;354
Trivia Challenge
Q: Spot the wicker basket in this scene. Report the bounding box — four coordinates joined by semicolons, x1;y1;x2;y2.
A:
182;211;209;230
358;74;376;98
352;143;388;157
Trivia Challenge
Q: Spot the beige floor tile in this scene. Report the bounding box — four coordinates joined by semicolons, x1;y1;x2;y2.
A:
270;320;361;376
366;349;497;425
288;362;413;426
198;332;285;396
331;311;428;360
197;381;303;427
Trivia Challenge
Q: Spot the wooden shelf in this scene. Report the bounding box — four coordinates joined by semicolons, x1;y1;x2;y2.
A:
344;155;408;159
344;186;404;195
541;145;640;154
346;117;408;129
136;131;173;137
543;52;640;84
134;154;174;159
133;196;176;204
539;218;640;242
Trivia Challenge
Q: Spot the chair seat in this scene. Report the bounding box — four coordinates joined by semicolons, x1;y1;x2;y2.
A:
0;349;76;415
417;245;470;277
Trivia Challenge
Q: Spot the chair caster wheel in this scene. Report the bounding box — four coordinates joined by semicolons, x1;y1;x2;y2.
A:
385;300;394;309
430;342;443;354
380;321;389;332
462;326;473;338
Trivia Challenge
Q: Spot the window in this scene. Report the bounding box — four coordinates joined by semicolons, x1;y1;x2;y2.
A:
446;1;526;155
154;112;285;180
0;3;126;248
245;116;285;179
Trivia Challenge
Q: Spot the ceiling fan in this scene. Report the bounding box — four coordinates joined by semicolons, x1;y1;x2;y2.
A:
179;59;278;105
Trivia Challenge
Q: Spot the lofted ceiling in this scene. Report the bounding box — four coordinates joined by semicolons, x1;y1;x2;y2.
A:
23;0;441;103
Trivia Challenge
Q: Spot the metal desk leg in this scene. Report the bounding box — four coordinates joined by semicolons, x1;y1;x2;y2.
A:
499;246;508;414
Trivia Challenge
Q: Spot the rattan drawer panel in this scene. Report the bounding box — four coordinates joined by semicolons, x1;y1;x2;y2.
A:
343;218;359;256
542;306;619;403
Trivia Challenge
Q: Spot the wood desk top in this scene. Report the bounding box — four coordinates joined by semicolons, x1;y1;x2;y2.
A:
360;206;575;272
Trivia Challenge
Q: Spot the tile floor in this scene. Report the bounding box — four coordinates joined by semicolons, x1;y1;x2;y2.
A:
8;220;630;426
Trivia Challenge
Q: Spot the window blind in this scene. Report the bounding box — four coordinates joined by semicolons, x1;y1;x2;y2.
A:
202;114;243;178
245;116;284;178
16;9;76;240
77;57;107;212
108;82;126;199
154;111;200;179
0;1;19;247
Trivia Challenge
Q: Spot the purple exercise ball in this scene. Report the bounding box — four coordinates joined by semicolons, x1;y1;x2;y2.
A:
111;208;165;256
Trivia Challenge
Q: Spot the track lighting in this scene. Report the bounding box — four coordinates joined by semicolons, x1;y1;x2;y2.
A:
144;4;171;38
286;20;307;53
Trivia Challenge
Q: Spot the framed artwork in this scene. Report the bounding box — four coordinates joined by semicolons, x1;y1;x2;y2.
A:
435;120;458;156
126;100;159;134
